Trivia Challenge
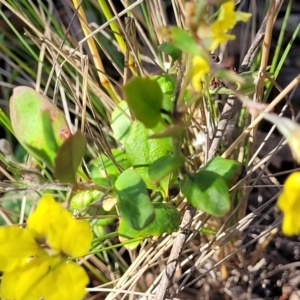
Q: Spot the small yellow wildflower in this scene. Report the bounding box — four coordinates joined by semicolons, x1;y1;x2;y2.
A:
199;0;252;51
277;172;300;236
0;194;93;300
191;55;210;92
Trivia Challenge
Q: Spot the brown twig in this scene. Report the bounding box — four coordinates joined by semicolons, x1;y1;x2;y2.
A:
154;205;195;300
207;94;236;161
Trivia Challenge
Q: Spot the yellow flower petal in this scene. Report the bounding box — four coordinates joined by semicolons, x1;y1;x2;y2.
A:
213;1;236;32
28;195;74;255
62;218;93;257
28;194;92;257
235;11;252;23
1;258;87;300
1;256;50;300
20;262;88;300
209;33;235;51
0;269;16;299
49;262;89;300
191;55;210;92
277;172;300;235
209;1;251;51
0;226;45;272
281;211;300;236
25;262;88;300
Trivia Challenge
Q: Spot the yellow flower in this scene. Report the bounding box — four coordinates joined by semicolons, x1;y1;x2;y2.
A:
202;1;252;51
277;172;300;235
27;194;92;257
191;55;210;92
0;194;93;300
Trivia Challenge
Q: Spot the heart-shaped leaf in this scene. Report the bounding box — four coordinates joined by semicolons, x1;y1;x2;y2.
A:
115;169;154;230
124;77;163;128
181;170;230;216
125;121;172;195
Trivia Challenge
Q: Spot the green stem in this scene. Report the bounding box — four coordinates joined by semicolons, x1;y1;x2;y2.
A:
98;0;136;74
270;0;292;74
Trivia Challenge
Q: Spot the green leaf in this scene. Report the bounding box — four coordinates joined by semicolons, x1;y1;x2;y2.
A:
9;86;71;169
125;121;172;195
159;27;201;56
158;42;181;61
118;202;180;238
54;131;86;184
149;155;184;183
202;156;243;187
124;77;163;128
150;122;173;151
111;101;132;144
181;170;230;216
115;169;154;230
88;149;131;187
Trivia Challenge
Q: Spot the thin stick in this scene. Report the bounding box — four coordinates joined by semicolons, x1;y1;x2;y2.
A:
207;94;236;160
253;0;276;105
154;206;195;300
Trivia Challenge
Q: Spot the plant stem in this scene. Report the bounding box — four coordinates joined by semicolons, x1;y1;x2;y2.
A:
98;0;137;75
